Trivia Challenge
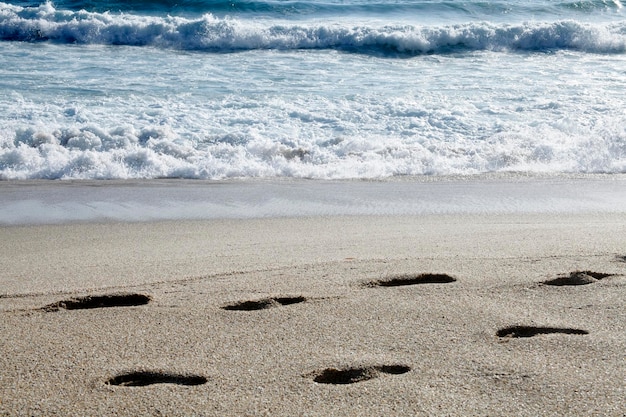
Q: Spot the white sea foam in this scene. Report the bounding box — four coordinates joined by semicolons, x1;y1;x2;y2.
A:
2;118;626;180
1;2;626;53
2;1;626;180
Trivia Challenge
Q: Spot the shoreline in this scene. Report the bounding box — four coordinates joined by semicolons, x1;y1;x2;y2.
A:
2;173;626;226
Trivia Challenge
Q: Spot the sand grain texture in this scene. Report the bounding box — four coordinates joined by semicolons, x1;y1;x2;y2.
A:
1;210;625;416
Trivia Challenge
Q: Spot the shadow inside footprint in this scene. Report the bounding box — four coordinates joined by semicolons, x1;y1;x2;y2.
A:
311;365;410;385
222;296;306;311
44;293;151;311
313;367;375;384
497;325;589;338
222;299;274;311
369;273;456;287
378;364;412;375
274;296;306;306
107;371;207;387
543;271;613;286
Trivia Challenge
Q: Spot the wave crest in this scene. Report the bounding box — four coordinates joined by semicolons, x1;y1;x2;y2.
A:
1;2;625;54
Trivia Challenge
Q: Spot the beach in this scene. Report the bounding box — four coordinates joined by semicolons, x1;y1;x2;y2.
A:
1;176;625;416
2;0;626;414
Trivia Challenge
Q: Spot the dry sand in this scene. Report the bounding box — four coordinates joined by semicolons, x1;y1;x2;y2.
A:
1;181;625;416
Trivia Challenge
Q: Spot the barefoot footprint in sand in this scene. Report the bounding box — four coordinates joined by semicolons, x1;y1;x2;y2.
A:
43;293;151;312
107;371;207;387
308;365;411;385
496;325;589;338
366;273;457;287
221;296;306;311
542;271;615;286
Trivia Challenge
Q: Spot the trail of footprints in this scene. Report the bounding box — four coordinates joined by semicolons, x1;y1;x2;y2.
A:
39;268;620;386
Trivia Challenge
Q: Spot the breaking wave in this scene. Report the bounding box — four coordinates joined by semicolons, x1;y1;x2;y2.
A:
1;2;626;54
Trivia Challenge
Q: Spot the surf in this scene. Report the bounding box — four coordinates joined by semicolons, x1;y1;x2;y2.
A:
1;2;625;55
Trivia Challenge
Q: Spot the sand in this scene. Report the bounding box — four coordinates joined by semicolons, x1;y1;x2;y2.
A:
1;177;625;416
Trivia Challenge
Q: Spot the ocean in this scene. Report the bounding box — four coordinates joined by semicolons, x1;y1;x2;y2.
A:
1;0;625;180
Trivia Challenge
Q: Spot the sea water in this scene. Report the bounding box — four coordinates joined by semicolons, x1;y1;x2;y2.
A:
1;0;626;180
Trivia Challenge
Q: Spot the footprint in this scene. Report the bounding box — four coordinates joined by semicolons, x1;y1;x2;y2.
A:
496;325;589;338
310;364;411;385
542;271;613;286
367;273;456;288
106;371;207;387
222;296;306;311
43;293;151;312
